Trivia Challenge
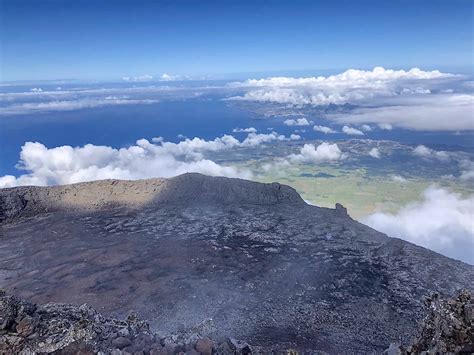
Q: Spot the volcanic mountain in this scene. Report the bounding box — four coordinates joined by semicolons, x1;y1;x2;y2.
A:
0;173;472;353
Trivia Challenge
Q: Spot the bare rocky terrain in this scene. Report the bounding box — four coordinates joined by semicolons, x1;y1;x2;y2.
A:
0;173;473;353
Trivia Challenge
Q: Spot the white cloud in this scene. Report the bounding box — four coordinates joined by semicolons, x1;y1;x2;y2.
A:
228;67;456;105
160;73;179;81
391;175;408;183
0;83;207;115
360;124;372;132
363;187;474;264
412;145;450;160
329;94;474;131
283;118;310;126
342;126;364;136
233;127;257;133
122;74;154;82
378;123;393;130
290;134;301;140
412;145;432;157
0;130;302;188
459;160;474;181
313;125;337;134
368;147;381;159
288;142;343;163
0;97;160;115
30;87;42;92
241;131;288;146
228;67;473;131
0;134;265;187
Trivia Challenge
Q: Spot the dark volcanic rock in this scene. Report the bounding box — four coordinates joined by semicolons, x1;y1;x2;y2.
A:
409;290;474;353
0;173;473;353
0;290;220;354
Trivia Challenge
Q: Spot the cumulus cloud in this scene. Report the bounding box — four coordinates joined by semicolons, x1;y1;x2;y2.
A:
241;131;288;146
290;134;301;140
342;126;364;136
288;142;343;163
228;67;473;131
283;117;310;126
364;187;474;264
412;145;450;160
233;127;257;133
368;147;381;159
313;125;337;134
228;67;456;105
360;124;372;132
0;135;254;187
1;129;304;188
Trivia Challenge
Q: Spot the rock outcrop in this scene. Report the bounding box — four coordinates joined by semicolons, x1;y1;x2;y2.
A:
1;173;473;353
384;290;474;354
0;289;234;354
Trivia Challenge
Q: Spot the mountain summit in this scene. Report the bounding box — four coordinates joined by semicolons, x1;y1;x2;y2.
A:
0;173;472;353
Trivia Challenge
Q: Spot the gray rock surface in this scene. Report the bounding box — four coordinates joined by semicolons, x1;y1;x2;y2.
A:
0;173;473;353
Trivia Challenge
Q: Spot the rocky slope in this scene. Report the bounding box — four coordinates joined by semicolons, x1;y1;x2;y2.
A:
2;290;472;354
0;173;473;353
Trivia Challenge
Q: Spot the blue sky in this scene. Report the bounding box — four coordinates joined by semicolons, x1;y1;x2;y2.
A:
1;0;473;81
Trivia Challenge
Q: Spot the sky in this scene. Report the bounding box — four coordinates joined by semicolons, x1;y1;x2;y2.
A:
1;0;473;82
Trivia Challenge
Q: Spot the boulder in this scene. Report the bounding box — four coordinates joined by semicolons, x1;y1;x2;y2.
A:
195;337;213;355
15;315;38;337
112;336;132;349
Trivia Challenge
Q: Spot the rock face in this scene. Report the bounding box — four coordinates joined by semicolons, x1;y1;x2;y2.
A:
383;290;474;354
0;173;473;353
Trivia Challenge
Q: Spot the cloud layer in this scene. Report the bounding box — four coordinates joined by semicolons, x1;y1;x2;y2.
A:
229;67;455;104
364;187;474;264
228;67;473;131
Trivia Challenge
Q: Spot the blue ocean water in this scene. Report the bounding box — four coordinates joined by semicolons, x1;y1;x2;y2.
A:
1;97;473;177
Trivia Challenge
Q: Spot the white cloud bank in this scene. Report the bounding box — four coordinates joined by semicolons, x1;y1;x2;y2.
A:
229;67;455;104
228;67;473;131
328;94;474;131
288;142;343;163
364;187;474;264
0;97;159;115
0;131;303;188
0;136;246;187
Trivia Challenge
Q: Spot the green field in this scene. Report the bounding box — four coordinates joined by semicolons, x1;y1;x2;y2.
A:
234;160;474;219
